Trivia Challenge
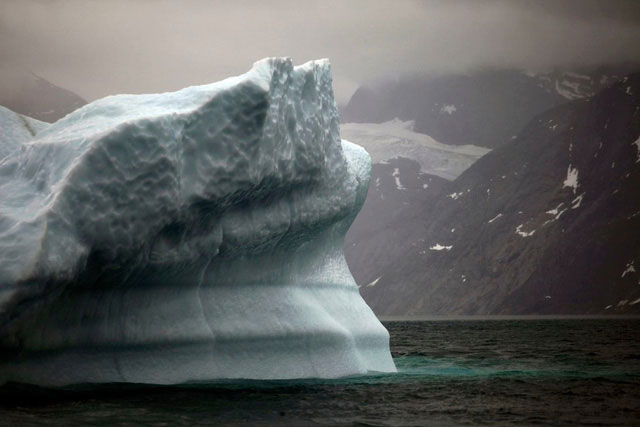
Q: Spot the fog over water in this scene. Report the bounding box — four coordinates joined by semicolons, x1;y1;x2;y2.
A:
2;0;640;103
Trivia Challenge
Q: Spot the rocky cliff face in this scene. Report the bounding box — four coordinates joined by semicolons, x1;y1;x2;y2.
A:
345;158;448;291
347;74;640;315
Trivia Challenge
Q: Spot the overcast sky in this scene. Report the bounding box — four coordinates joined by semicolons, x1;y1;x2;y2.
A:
2;0;640;104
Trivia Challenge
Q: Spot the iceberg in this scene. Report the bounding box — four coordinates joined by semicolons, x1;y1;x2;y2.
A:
0;58;395;386
0;105;49;158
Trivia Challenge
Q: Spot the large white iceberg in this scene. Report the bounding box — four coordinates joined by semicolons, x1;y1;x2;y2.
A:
0;58;395;386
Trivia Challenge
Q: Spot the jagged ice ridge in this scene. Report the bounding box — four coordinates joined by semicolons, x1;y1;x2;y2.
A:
0;58;395;386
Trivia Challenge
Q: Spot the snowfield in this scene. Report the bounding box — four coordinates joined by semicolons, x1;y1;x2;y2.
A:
340;119;490;181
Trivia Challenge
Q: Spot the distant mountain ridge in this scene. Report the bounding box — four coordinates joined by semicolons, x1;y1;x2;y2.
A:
341;65;638;149
0;67;86;122
346;73;640;315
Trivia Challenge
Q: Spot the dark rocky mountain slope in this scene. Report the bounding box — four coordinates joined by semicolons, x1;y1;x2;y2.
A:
347;74;640;315
345;158;448;289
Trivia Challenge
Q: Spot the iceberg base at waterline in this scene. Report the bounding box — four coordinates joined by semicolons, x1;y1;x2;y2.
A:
0;58;395;386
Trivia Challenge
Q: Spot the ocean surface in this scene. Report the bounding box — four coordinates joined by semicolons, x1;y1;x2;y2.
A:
2;318;640;426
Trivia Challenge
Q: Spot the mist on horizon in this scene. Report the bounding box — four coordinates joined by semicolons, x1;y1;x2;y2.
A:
2;0;640;104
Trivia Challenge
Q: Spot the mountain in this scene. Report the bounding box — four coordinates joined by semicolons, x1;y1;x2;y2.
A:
347;74;640;315
533;64;639;101
0;66;86;122
341;120;488;286
341;66;636;149
344;157;449;290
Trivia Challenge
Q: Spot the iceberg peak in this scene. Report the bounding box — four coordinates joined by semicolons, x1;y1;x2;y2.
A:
0;58;395;386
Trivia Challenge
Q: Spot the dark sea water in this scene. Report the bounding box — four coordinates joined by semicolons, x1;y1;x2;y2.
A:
2;318;640;426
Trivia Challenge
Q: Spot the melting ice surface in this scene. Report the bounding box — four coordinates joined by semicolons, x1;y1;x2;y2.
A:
0;58;395;386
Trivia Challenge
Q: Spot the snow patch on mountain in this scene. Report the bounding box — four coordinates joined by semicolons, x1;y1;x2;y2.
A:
548;72;600;100
430;244;453;251
571;193;585;209
555;80;581;100
542;201;570;226
546;202;565;216
392;168;406;190
440;104;457;114
563;165;579;194
515;224;536;238
633;136;640;163
622;261;636;278
367;277;382;287
488;213;503;223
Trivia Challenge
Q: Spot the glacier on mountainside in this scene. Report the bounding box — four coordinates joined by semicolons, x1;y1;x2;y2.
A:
340;119;490;181
0;58;395;386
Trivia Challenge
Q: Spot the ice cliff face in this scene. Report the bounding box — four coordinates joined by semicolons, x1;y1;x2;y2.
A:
0;58;395;386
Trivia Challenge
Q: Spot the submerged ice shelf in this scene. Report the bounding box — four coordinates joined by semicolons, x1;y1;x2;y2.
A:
0;58;395;386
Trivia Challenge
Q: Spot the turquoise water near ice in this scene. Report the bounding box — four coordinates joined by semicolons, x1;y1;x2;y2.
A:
2;318;639;426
